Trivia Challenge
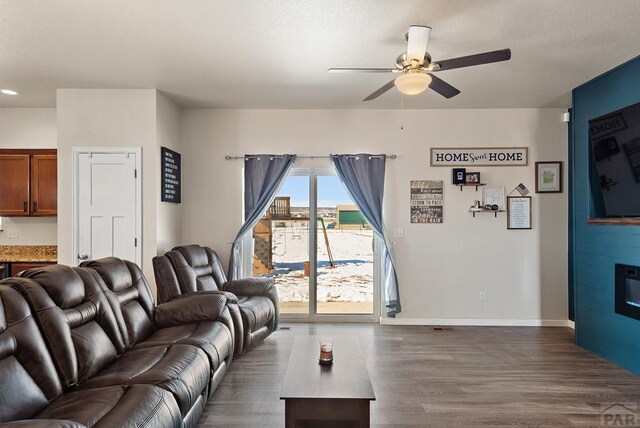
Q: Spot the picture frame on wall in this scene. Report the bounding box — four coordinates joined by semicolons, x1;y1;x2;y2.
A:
507;196;532;229
483;186;505;210
535;161;562;193
465;172;480;184
452;168;466;184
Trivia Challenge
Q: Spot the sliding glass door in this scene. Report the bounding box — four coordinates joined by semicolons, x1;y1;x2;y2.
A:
252;169;378;321
316;176;375;315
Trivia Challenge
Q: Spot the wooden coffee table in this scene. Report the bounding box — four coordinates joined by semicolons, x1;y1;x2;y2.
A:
280;336;376;427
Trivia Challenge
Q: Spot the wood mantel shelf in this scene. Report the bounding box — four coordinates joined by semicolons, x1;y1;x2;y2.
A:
587;217;640;226
470;208;506;218
458;183;486;191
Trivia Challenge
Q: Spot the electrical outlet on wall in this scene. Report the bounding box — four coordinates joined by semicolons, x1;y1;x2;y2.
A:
7;228;18;239
479;291;487;302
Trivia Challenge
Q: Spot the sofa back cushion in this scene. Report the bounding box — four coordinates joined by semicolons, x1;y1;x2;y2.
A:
0;284;64;422
15;265;125;388
81;257;155;349
152;254;182;304
166;245;227;296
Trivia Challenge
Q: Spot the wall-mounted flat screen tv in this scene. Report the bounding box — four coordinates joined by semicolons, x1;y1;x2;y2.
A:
589;101;640;217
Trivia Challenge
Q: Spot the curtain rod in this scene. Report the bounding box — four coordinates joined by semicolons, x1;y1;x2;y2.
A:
224;154;397;160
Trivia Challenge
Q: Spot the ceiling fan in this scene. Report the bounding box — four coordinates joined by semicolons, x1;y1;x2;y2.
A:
328;25;511;101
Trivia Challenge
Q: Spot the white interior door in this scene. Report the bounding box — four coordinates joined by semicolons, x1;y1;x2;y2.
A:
73;148;141;266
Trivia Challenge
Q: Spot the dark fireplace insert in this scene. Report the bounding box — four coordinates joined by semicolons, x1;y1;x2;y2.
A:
615;263;640;321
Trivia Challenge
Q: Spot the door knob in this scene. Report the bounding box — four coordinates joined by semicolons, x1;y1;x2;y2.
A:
78;254;89;261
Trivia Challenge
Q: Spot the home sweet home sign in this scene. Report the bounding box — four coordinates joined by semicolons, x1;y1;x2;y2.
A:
430;147;528;167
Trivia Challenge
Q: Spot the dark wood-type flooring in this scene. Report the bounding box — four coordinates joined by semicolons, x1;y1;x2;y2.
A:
199;324;640;427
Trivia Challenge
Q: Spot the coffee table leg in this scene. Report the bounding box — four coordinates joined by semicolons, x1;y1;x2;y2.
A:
359;400;370;427
285;399;295;428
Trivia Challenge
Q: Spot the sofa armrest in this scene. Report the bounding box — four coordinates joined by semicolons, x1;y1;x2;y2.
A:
154;293;227;327
173;289;239;304
223;277;275;296
224;277;280;331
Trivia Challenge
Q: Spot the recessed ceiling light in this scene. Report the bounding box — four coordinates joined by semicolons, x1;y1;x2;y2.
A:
1;89;19;95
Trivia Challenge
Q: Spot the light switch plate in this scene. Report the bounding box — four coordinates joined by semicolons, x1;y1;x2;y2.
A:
7;228;18;239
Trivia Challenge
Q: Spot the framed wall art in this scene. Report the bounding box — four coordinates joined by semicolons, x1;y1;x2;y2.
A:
410;180;443;224
483;186;505;210
161;147;182;203
465;172;481;184
535;161;562;193
452;168;466;184
507;196;532;229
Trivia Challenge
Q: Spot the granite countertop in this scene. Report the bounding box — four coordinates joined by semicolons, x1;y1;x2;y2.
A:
0;245;58;263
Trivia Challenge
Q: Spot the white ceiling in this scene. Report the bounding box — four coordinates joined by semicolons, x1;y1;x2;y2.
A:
1;0;640;109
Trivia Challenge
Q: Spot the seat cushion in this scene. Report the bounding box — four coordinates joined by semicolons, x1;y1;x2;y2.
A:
78;344;210;417
37;384;181;428
237;296;275;333
134;321;233;373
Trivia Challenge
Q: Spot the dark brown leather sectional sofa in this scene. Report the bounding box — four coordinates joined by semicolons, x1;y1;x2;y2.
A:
0;257;236;427
153;244;279;356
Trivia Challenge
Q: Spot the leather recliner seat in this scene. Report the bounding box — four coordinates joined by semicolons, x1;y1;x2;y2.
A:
0;258;233;428
80;257;234;400
0;282;181;427
153;244;279;354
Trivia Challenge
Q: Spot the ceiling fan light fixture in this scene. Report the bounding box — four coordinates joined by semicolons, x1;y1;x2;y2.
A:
394;72;431;95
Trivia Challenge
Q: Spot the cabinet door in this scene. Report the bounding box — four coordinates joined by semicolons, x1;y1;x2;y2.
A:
10;262;54;277
31;154;58;216
0;154;30;216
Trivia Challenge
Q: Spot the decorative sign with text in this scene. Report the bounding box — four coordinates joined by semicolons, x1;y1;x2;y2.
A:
410;180;443;224
507;196;531;230
589;113;627;139
161;147;181;203
430;147;528;167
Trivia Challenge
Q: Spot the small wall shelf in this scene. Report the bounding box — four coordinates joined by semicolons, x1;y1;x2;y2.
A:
469;208;506;218
458;183;486;191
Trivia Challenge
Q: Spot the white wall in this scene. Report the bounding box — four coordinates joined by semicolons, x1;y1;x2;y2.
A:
0;108;58;245
57;89;158;291
156;93;183;254
181;108;569;323
56;90;184;297
0;108;57;147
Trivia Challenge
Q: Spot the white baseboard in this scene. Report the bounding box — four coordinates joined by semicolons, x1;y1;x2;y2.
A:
379;317;573;327
567;320;575;329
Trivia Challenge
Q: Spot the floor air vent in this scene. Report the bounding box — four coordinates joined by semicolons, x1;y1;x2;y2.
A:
432;327;456;332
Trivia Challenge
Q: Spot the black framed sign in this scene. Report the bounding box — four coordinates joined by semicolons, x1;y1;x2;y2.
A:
161;147;181;203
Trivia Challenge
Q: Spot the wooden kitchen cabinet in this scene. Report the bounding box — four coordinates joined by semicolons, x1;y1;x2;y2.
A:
0;149;57;216
10;262;55;277
0;154;31;216
31;154;58;216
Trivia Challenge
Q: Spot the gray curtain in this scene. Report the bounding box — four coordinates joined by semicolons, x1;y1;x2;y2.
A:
331;154;401;317
228;154;296;280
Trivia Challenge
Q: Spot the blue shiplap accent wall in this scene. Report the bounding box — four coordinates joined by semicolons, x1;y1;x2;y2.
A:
572;56;640;375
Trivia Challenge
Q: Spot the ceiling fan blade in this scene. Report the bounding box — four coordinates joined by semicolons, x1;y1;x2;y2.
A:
363;79;396;102
429;48;511;71
328;67;399;73
427;74;461;98
406;25;431;64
